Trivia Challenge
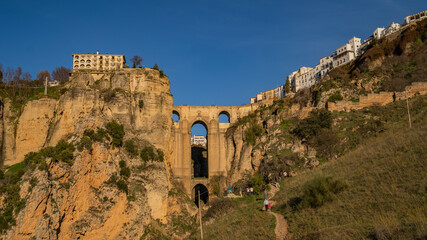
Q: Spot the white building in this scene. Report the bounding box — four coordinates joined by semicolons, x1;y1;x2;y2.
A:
274;85;286;99
72;51;126;72
373;22;400;40
48;80;60;87
405;10;427;24
191;135;207;147
314;56;333;80
288;67;315;92
385;22;400;35
373;27;385;39
333;37;361;68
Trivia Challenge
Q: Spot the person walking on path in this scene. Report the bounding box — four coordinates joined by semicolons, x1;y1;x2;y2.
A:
264;199;269;212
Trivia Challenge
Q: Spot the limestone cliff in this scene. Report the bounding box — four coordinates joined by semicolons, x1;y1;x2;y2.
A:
224;101;315;185
0;69;196;239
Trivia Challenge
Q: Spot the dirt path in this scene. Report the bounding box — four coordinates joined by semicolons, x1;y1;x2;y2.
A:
268;184;288;240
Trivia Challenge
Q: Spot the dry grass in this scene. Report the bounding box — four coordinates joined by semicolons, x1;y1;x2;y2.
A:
273;101;427;239
187;196;276;240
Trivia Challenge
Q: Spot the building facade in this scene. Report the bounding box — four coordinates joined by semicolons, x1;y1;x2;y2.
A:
191;135;207;147
405;10;427;24
288;67;315;92
72;51;126;71
250;85;285;104
333;37;361;68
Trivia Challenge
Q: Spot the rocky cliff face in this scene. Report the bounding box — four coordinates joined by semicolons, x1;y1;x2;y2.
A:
224;101;316;185
0;69;196;239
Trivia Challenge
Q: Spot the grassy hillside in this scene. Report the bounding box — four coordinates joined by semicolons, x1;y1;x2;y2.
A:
273;95;427;239
187;197;276;240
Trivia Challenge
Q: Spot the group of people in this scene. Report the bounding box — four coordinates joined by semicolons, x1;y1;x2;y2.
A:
246;187;254;195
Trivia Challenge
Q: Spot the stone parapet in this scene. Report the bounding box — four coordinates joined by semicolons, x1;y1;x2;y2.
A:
328;82;427;112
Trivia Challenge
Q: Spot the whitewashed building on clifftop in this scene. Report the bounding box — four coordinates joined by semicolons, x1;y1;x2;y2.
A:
405;10;427;24
333;37;361;68
72;51;126;72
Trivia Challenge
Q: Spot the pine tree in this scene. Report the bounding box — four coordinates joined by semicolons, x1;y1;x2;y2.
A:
285;76;291;93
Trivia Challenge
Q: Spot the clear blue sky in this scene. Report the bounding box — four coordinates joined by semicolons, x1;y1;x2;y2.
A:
0;0;425;107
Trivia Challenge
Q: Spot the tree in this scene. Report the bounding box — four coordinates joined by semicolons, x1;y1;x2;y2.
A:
21;72;32;83
4;67;14;84
153;64;159;70
37;70;51;83
130;56;143;68
285;76;291;93
52;66;71;83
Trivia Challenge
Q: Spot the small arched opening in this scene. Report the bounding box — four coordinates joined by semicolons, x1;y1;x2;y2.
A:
191;121;208;178
172;110;180;123
218;111;230;123
193;184;209;207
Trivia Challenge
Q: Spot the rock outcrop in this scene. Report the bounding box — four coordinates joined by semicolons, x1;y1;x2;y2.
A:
0;68;196;240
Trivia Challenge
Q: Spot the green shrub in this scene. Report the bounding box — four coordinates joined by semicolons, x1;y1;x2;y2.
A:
52;140;75;166
120;167;131;178
300;176;347;208
203;198;233;221
78;136;93;152
292;109;332;141
156;149;164;162
105;120;125;147
116;179;128;194
7;162;26;174
102;89;116;102
138;100;144;109
153;64;159;70
140;146;155;162
328;91;344;103
119;160;131;178
159;70;165;78
106;174;118;184
38;159;48;171
124;140;139;157
245;121;263;146
248;172;265;195
210;175;225;197
119;160;126;168
83;128;109;142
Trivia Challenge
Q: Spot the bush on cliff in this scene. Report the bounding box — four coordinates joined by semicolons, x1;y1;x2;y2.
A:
244;120;263;146
140;144;164;162
105;120;125;147
291;108;332;141
77;136;93;152
124;140;139;157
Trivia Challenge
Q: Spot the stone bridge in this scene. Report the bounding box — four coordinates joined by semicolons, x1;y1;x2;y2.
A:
171;103;264;202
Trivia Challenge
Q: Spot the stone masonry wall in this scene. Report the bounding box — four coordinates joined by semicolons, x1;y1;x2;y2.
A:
328;82;427;112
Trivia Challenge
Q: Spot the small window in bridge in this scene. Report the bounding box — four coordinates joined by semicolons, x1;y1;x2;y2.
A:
172;111;180;122
219;111;230;123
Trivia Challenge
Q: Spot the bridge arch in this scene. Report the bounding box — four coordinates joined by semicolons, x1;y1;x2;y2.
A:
172;110;180;122
191;120;208;178
172;104;261;195
218;111;231;123
192;184;209;207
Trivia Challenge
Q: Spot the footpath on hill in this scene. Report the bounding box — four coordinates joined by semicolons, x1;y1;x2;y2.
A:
268;184;288;240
